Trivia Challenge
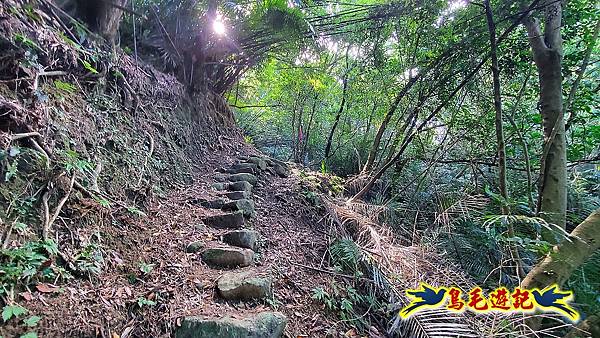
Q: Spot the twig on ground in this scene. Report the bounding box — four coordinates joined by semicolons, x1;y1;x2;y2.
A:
289;260;370;282
136;131;154;187
43;173;76;240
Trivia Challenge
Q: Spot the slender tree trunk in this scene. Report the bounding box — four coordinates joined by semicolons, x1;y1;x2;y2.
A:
350;59;488;202
301;93;318;163
289;91;300;162
506;69;534;209
362;75;419;174
348;0;539;201
324;72;348;161
485;0;525;279
521;208;600;289
524;0;567;236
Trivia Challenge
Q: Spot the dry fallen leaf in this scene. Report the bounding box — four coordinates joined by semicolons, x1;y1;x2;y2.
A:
36;283;60;293
20;291;33;301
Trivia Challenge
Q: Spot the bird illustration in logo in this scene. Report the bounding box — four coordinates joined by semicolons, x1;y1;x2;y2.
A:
400;283;447;318
532;285;579;321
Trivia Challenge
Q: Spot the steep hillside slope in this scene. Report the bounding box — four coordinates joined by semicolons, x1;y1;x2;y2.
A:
0;2;358;337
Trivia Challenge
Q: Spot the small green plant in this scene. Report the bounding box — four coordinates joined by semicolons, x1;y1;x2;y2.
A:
243;135;254;144
94;196;111;208
136;297;156;308
311;282;374;331
301;190;320;206
20;332;38;338
22;4;41;22
61;149;93;174
320;160;328;174
13;33;40;50
53;80;77;94
265;293;282;309
2;304;28;322
311;287;335;310
139;262;155;275
81;60;99;74
0;240;59;295
23;315;41;327
74;244;103;276
126;206;147;217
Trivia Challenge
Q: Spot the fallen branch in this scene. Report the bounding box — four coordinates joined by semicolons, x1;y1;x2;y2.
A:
43;174;76;240
10;132;51;168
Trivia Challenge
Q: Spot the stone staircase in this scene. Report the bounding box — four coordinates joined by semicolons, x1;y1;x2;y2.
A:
176;156;291;338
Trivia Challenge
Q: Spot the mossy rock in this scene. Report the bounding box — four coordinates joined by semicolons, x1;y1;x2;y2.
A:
224;190;250;200
185;241;204;253
247;157;267;171
201;247;254;268
222;199;255;218
223;229;258;251
176;312;287;338
228;181;252;193
203;212;245;229
228;173;258;186
217;271;272;300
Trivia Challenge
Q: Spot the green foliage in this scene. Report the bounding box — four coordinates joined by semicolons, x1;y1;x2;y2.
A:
136;297;156;308
81;60;98;74
73;244;103;276
311;281;378;332
2;304;28;322
53;80;77;94
126;206;147;217
23;316;41;327
0;240;60;295
19;333;38;338
330;239;363;278
138;262;155;275
13;33;40;50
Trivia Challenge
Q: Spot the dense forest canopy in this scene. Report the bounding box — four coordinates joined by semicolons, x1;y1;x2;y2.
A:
1;0;599;336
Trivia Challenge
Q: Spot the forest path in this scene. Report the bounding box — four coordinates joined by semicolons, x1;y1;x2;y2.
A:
17;149;338;338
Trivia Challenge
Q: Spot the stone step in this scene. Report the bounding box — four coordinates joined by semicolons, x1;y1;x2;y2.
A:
195;198;225;209
230;162;258;174
273;163;289;178
201;247;254;269
176;312;286;338
228;181;252;193
246;156;267;171
185;241;204;253
227;173;258;186
223;229;258;251
217;271;272;301
223;190;250;200
202;212;245;229
222;199;255;218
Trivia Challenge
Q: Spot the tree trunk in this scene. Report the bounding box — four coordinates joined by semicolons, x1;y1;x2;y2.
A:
521;208;600;289
75;0;127;42
506;69;534;209
524;0;567;236
362;75;419;174
324;72;348;161
485;0;524;280
301;93;318;163
350;58;488;202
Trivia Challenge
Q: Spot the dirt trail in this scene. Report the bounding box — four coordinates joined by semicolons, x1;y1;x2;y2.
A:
4;146;341;338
